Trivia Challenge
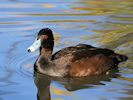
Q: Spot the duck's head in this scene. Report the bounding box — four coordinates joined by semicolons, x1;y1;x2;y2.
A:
27;28;54;53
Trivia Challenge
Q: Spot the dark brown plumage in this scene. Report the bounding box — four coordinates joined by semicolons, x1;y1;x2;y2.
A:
28;28;128;77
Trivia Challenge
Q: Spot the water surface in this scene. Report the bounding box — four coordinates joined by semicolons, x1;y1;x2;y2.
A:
0;0;133;100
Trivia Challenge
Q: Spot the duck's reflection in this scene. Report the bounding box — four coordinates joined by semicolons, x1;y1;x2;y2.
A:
34;73;51;100
34;68;119;100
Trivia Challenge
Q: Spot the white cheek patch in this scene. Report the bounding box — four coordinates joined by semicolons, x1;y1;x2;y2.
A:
27;38;41;52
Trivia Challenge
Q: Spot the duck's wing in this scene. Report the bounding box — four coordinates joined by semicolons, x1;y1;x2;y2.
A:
76;44;95;49
77;44;115;56
51;44;95;60
51;46;80;60
51;44;115;61
76;44;115;55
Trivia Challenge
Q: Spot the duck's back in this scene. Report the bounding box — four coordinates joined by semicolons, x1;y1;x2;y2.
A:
52;44;115;61
51;44;95;60
51;44;128;77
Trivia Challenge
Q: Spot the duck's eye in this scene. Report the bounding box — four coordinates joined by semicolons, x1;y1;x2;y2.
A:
37;38;39;40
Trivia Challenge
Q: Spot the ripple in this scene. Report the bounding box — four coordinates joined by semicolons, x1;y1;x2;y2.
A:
6;54;37;78
4;40;38;78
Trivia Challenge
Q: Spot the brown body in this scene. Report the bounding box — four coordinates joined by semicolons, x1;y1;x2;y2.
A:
28;28;128;77
35;44;127;77
69;54;113;77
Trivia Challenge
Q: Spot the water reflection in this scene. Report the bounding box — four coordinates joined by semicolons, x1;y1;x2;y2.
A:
34;68;119;100
34;73;51;100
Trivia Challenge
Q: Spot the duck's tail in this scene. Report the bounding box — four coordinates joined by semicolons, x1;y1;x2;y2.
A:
110;53;128;66
115;54;128;62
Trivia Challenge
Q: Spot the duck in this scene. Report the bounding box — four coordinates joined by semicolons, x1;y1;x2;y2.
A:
27;28;128;77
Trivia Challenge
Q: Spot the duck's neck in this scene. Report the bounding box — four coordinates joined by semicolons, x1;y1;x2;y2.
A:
40;47;52;59
35;47;53;73
39;40;54;60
